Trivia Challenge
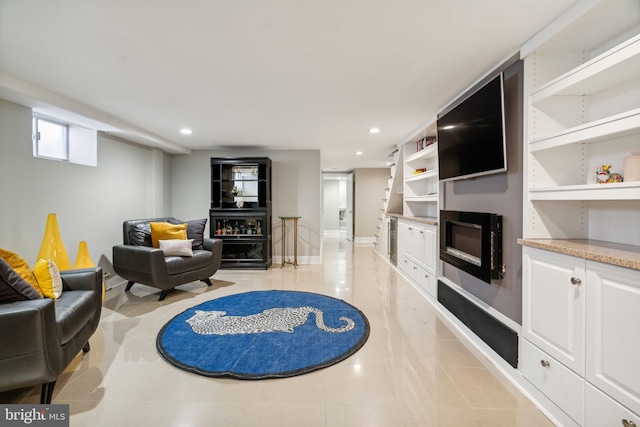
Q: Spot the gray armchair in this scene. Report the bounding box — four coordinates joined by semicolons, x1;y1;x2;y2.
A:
112;218;222;301
0;266;103;403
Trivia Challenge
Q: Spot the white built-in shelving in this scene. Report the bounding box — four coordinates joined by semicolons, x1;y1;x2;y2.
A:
402;119;439;219
522;0;640;245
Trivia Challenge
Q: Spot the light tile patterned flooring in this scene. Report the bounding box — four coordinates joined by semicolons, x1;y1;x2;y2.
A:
1;239;554;426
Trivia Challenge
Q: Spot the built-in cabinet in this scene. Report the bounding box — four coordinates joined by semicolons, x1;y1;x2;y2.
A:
520;2;640;425
394;118;440;296
210;157;272;269
398;219;437;297
522;245;640;427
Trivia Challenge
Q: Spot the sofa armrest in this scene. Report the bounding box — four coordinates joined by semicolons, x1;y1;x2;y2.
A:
203;238;222;253
113;245;167;268
203;238;223;272
0;299;62;372
60;268;102;293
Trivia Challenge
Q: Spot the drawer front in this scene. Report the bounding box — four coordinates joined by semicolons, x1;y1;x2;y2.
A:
398;253;413;279
520;339;585;425
415;266;437;298
586;383;640;427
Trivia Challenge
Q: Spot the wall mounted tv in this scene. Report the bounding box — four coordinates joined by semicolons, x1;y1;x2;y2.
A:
437;74;507;182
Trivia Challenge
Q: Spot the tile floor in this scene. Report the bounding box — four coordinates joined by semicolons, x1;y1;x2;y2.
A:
0;239;554;426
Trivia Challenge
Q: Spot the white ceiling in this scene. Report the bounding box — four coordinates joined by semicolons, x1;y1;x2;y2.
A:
0;0;576;171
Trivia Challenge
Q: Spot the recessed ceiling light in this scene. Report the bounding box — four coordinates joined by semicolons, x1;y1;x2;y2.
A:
355;151;363;155
368;128;380;134
180;128;193;135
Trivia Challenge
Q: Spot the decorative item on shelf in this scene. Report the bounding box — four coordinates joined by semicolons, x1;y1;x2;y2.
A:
414;168;427;175
623;151;640;182
595;164;623;184
416;136;437;152
38;213;71;270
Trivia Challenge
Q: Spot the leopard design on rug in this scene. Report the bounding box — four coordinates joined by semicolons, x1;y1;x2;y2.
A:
185;306;355;335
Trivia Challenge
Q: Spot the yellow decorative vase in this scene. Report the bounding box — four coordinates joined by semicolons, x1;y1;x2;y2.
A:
73;240;105;301
73;241;95;269
37;214;71;270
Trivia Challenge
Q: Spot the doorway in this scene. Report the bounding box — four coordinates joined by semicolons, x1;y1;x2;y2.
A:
322;173;354;240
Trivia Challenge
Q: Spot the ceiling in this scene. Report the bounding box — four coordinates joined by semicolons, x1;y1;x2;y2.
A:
0;0;576;171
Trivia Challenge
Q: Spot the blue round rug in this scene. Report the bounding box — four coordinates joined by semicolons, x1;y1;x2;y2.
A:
156;290;370;379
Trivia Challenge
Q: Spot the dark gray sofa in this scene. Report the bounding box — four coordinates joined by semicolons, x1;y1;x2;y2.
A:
0;266;103;403
112;217;222;301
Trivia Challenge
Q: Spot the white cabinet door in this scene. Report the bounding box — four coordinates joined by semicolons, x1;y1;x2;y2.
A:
522;247;586;375
398;220;415;258
418;224;437;275
586;261;640;416
379;217;389;257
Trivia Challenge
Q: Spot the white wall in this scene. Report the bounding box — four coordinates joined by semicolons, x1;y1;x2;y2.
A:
0;98;170;275
354;168;388;240
1;98;324;268
171;149;322;264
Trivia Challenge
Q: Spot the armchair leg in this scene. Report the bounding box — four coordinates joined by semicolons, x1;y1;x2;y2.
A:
201;278;213;287
82;342;91;353
158;289;172;301
41;381;56;404
125;281;135;291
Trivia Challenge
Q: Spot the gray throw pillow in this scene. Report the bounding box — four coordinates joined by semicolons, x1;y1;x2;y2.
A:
128;223;152;246
168;218;207;250
0;258;42;303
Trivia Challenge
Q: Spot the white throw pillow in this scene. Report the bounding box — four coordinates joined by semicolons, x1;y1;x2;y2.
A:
159;239;194;257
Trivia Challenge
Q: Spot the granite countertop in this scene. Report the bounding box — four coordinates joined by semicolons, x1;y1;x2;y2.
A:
518;238;640;271
386;213;438;226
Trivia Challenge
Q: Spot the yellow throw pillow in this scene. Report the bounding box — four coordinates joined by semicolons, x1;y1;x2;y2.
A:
150;222;188;248
33;259;63;299
0;248;44;297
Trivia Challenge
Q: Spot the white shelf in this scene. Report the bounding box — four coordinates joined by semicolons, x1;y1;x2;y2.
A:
405;169;438;182
529;108;640;152
405;143;438;163
529;181;640;200
404;195;438;203
531;33;640;104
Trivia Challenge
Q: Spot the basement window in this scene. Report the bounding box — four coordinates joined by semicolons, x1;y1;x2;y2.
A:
33;115;68;161
32;114;98;167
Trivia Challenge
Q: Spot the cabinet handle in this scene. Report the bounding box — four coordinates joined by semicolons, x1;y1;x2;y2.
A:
570;277;581;285
540;360;550;368
622;420;637;427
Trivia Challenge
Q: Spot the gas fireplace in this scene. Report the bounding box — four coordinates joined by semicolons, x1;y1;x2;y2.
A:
440;210;504;283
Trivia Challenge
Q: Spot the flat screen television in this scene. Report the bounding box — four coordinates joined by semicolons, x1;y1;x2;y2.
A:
437;74;507;182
